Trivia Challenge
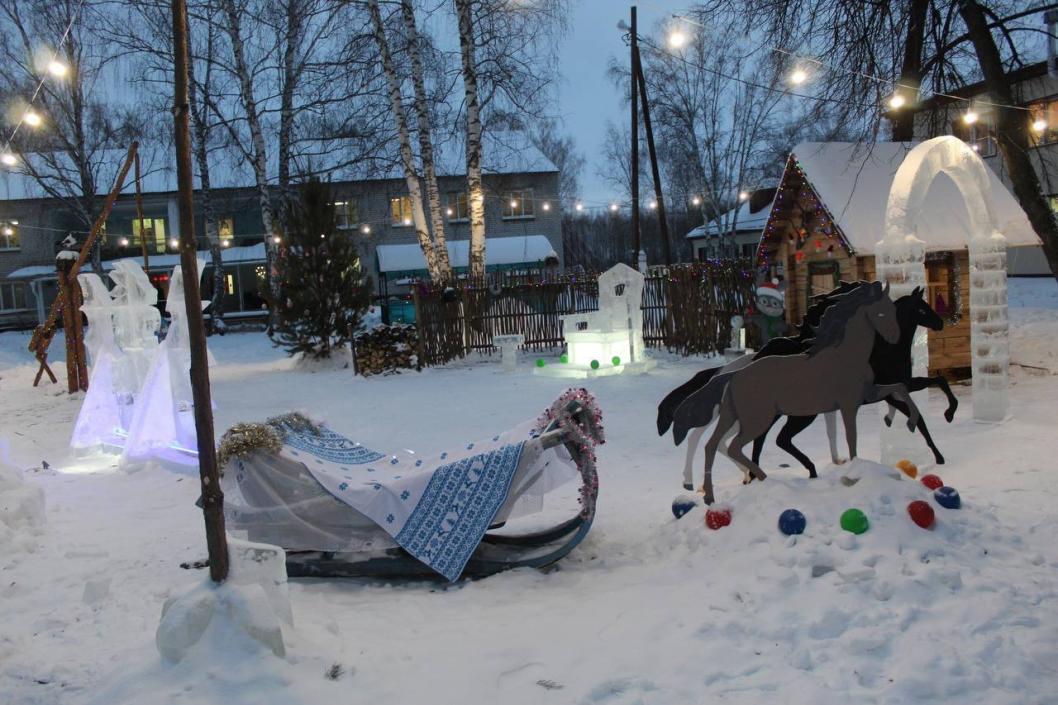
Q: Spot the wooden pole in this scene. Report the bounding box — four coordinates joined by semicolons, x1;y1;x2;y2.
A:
629;6;640;269
634;49;672;266
173;0;228;583
134;151;150;271
56;261;82;393
28;143;138;386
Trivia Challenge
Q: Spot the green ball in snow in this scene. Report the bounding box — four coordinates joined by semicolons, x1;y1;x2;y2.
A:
535;358;546;368
590;359;600;370
560;353;569;363
611;356;621;366
840;508;869;535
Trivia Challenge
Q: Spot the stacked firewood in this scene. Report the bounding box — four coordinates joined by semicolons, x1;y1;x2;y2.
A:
354;324;418;375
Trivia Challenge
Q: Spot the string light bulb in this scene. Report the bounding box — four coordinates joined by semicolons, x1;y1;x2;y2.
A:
510;199;518;209
170;238;180;248
47;60;68;78
2;227;12;236
445;207;453;216
963;110;978;125
403;217;411;226
119;237;129;247
648;200;657;210
609;203;619;212
1;153;16;166
789;68;808;86
668;29;687;49
361;224;371;234
888;93;906;109
23;110;42;127
691;196;701;206
1033;118;1047;133
272;235;281;244
738;191;749;201
542;202;550;211
222;239;231;247
575;202;584;212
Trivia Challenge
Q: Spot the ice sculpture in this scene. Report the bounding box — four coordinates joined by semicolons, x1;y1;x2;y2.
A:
875;136;1008;442
536;263;655;378
123;259;208;461
71;273;125;449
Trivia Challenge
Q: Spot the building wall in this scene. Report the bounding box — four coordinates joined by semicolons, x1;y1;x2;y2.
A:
690;231;761;261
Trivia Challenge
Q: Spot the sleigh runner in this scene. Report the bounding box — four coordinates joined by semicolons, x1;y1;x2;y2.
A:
218;390;604;581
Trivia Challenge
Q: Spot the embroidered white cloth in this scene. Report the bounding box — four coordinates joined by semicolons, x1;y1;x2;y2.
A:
275;418;571;580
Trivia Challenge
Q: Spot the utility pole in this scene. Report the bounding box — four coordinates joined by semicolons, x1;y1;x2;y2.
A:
172;0;228;582
634;47;672;265
629;6;641;269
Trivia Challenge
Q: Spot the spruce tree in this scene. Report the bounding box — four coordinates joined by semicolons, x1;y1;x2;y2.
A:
270;178;372;359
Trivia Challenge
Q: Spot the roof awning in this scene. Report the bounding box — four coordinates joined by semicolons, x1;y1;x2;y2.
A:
4;243;267;280
376;235;556;274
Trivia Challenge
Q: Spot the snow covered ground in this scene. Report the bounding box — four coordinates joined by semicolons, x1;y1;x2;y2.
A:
2;278;1057;705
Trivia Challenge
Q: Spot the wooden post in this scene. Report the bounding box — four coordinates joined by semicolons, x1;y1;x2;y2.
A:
134;151;150;271
412;286;425;370
634;49;672;266
56;258;83;393
629;6;640;269
173;0;228;583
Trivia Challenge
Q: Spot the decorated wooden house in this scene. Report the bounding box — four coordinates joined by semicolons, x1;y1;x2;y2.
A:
755;142;1039;377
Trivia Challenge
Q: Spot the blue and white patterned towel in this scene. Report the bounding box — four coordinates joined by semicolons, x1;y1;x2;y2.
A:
280;423;532;580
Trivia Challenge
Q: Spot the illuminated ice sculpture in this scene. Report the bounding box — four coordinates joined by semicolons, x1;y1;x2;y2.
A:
536;263;655;378
70;273;126;449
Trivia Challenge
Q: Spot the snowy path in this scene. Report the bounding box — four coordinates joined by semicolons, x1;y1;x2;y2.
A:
2;279;1057;705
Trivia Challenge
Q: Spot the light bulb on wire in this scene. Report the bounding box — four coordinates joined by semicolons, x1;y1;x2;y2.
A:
542;202;550;211
1;153;17;166
170;238;180;248
609;203;619;212
648;200;657;210
361;224;371;234
789;68;808;86
963;110;978;125
888;93;906;109
1032;118;1047;133
738;191;749;201
47;60;68;78
575;202;584;212
691;196;701;206
23;110;42;127
668;29;687;49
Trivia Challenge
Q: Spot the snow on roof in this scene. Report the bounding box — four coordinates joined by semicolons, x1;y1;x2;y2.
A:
5;243;266;280
788;142;1039;253
0;132;556;202
376;235;554;273
686;197;775;240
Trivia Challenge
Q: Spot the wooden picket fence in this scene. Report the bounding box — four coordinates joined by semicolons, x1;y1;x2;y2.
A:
410;261;755;368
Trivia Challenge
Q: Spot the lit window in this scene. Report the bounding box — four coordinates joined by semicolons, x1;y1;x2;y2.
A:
503;190;535;219
926;252;961;323
389;196;413;226
952;118;996;157
333;200;359;229
0;221;19;249
0;281;28;310
225;273;235;295
447;192;469;220
1029;101;1058;145
133;217;168;254
218;217;234;241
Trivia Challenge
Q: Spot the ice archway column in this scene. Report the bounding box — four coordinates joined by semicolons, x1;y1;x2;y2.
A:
876;136;1009;427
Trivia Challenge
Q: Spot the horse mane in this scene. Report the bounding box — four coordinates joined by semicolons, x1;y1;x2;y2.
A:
807;282;883;356
799;280;866;338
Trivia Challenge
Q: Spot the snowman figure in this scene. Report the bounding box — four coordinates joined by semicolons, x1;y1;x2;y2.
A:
748;279;790;344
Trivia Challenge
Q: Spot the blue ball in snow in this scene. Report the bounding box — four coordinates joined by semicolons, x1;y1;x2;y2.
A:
778;508;807;535
934;486;961;509
672;494;697;520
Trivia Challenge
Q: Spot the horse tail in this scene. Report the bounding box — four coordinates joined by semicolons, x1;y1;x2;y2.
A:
657;367;721;436
671;373;733;446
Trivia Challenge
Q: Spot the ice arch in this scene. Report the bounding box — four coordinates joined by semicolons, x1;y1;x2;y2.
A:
876;136;1009;423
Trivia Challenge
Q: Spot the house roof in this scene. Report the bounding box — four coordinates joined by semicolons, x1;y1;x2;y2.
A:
5;243;266;280
779;141;1039;254
687;194;776;240
376;235;554;273
0;132;557;202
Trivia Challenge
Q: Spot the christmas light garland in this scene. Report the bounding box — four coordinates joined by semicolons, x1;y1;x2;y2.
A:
534;388;605;520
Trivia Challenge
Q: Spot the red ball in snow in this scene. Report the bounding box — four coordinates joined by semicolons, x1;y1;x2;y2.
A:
920;474;944;491
907;500;935;529
705;506;732;530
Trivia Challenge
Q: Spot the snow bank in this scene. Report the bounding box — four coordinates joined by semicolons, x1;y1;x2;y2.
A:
0;462;45;554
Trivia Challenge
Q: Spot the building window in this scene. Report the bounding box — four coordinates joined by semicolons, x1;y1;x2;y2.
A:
225;273;235;296
1030;100;1058;145
0;221;19;249
0;281;28;310
806;260;840;300
503;190;535;219
952;118;996;157
218;217;234;242
333;200;359;229
390;196;413;226
926;251;961;323
447;192;468;221
740;243;756;258
132;217;168;254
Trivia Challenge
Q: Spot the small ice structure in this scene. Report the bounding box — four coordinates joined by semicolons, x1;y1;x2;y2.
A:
536;263;656;378
122;259;209;462
493;333;524;372
875;136;1009;447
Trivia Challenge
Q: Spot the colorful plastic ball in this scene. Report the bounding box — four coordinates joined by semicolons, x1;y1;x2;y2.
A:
590;359;600;370
535;358;546;368
934;486;961;509
778;508;806;535
672;495;697;520
840;508;869;535
896;459;918;479
559;353;569;364
705;506;732;530
920;474;944;491
611;356;621;366
907;500;935;529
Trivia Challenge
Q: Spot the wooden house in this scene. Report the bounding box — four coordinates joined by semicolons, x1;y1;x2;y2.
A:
755;142;1039;377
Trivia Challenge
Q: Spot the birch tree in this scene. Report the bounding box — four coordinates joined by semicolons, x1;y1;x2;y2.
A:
455;0;486;278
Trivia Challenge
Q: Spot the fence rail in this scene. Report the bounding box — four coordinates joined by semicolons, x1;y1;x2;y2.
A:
410;261;755;368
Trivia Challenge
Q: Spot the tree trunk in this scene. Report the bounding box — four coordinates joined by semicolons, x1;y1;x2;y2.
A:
173;0;228;584
278;0;302;217
959;0;1058;281
368;0;442;283
401;0;452;280
456;0;486;278
891;0;929;141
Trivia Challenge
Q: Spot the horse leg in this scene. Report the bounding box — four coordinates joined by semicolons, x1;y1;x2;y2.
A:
870;383;920;432
882;403;896;428
727;430;767;484
824;411;846;465
682;425;705;490
840;404;859;459
907;375;959;423
886;398;945;464
750;416;781;483
776;416;818;478
700;416;731;506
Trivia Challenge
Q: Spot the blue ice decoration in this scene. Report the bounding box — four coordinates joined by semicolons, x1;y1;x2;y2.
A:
778;508;807;535
671;494;697;519
934;486;961;509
